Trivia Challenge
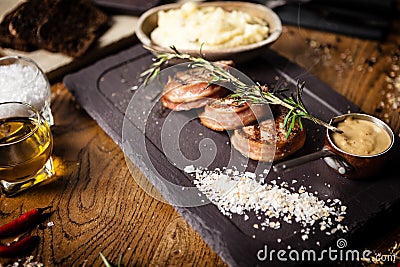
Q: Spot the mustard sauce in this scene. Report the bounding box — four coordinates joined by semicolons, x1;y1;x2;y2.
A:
332;116;391;156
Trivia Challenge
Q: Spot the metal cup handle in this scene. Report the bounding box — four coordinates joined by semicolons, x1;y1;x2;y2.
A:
273;147;336;173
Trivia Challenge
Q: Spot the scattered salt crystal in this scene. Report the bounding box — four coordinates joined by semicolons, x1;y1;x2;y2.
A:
189;166;348;241
47;221;54;227
245;172;256;179
7;255;44;267
337;216;344;222
184;165;196;173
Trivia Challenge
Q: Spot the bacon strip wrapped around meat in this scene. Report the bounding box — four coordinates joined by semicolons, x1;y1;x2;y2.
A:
160;61;234;111
199;95;267;131
231;107;306;162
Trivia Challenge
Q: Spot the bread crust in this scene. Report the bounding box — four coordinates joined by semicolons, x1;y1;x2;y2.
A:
0;0;109;57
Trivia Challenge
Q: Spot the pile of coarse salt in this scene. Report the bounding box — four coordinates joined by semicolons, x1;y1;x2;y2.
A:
185;166;348;240
0;63;49;110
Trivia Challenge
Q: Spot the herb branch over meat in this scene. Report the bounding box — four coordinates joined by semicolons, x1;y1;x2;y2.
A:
141;46;342;135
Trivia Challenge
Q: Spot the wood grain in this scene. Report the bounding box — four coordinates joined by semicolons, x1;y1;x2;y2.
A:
0;84;226;266
271;26;400;134
1;22;400;267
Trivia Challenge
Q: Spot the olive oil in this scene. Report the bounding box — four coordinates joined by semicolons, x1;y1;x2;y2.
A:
0;116;53;183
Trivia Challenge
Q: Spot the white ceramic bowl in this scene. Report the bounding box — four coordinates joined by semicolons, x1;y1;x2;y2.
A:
136;1;282;62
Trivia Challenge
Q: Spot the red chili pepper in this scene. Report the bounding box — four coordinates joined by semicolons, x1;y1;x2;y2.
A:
0;235;39;258
0;206;51;239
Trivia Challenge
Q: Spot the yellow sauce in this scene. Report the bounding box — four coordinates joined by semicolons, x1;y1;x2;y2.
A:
332;116;391;156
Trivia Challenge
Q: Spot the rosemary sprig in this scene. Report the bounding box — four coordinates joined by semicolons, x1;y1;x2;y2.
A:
140;46;342;135
100;252;123;267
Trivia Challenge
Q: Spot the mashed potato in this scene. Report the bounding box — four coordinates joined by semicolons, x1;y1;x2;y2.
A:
150;2;270;50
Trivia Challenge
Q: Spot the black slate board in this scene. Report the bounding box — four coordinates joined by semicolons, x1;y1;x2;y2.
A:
64;44;400;267
273;3;394;40
92;0;162;15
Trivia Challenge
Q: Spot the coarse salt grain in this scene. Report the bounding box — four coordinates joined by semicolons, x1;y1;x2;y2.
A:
186;166;348;240
5;255;44;267
0;64;49;111
184;165;196;173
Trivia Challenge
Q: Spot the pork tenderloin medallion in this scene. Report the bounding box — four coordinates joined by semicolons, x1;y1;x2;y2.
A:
160;61;234;111
199;95;267;131
231;107;306;162
161;84;228;111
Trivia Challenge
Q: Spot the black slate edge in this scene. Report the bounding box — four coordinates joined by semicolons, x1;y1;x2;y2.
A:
63;44;400;267
64;45;149;145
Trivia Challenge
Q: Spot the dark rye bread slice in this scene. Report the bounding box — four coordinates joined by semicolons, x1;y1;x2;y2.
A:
0;0;109;57
8;0;55;43
37;0;109;57
0;2;38;51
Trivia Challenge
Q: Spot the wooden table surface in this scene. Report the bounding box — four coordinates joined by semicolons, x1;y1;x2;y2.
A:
1;21;400;267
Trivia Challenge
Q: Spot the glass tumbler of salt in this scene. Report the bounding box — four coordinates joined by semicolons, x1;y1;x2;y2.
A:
0;56;53;126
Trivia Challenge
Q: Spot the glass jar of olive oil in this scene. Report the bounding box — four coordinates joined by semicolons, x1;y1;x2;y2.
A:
0;102;54;196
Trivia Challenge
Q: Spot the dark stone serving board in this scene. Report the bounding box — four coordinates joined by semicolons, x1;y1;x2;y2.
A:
64;44;400;267
92;0;161;15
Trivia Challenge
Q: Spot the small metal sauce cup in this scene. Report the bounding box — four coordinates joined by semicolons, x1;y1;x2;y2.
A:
273;113;395;179
324;113;394;179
